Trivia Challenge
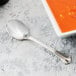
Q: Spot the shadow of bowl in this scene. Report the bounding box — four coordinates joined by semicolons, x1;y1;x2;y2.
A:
0;0;9;6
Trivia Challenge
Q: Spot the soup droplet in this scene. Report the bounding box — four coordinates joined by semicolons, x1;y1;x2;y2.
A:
69;6;76;18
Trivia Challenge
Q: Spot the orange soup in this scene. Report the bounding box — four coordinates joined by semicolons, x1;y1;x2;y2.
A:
46;0;76;33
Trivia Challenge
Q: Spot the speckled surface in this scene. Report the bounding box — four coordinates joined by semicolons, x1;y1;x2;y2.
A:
0;0;76;76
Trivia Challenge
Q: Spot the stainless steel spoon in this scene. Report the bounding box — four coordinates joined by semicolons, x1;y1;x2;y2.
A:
6;19;72;64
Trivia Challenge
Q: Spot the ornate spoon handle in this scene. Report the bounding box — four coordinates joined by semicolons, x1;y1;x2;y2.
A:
28;36;72;64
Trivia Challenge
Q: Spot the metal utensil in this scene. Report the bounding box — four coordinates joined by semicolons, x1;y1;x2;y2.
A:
6;19;72;64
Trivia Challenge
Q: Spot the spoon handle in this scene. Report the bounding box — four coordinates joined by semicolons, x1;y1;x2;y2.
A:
28;36;72;64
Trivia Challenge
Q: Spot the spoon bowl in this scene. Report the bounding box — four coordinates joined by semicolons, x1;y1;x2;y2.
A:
6;20;30;40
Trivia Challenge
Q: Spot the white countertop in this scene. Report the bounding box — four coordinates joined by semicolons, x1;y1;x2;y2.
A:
0;0;76;76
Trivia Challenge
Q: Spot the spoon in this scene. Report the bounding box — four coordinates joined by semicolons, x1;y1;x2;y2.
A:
6;19;72;64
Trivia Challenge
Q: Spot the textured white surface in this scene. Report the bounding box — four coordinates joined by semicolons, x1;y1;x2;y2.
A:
0;0;76;76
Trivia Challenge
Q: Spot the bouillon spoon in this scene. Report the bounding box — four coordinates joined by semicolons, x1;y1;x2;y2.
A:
6;19;72;64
